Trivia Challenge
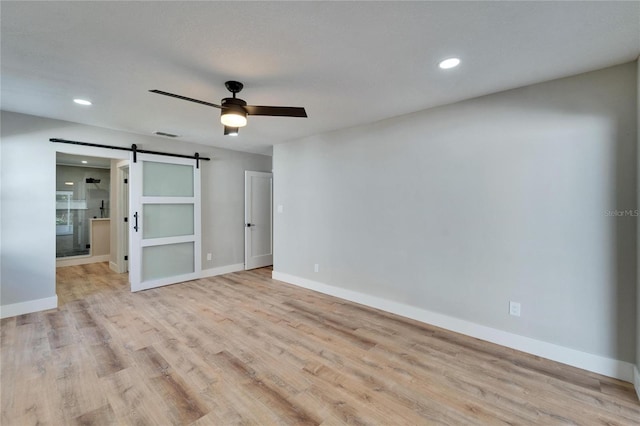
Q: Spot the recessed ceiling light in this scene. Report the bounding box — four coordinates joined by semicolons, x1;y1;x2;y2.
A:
81;160;88;164
65;181;74;186
438;57;461;69
73;98;92;106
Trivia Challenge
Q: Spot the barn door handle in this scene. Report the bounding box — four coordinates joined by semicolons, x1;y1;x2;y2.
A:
134;212;139;232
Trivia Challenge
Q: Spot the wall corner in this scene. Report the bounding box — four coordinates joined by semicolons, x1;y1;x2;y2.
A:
634;365;640;401
636;55;640;393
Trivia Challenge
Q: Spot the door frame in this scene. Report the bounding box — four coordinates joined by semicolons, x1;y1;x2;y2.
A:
112;160;129;274
54;144;129;270
244;170;273;270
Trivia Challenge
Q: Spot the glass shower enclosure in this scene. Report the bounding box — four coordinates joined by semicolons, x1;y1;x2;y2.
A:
56;165;110;258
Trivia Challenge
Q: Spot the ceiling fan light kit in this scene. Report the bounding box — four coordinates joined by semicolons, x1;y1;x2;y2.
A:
223;126;239;136
220;109;247;127
150;80;307;136
220;98;248;127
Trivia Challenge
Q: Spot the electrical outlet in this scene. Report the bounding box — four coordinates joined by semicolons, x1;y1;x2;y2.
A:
207;253;212;261
277;204;284;213
314;264;319;273
509;301;521;317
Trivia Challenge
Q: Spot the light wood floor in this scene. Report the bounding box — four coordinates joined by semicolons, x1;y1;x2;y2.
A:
1;263;638;425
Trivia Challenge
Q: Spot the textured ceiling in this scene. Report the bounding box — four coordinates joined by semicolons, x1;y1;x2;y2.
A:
2;1;639;155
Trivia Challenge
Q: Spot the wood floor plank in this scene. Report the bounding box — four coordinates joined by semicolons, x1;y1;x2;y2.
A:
1;262;638;425
72;403;117;426
101;367;176;425
52;344;111;424
133;345;209;424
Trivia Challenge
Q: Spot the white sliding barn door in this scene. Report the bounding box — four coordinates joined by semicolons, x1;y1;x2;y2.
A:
130;154;201;292
245;171;273;270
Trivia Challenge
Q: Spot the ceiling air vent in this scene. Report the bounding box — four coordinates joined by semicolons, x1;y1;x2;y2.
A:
154;131;179;138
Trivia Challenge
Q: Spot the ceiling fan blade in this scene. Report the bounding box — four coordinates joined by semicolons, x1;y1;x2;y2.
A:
149;90;222;109
244;105;307;118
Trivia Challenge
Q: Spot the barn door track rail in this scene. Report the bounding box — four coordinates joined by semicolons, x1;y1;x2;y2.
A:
50;138;210;168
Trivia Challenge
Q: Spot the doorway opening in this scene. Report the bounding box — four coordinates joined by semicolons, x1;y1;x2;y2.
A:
55;145;130;305
244;171;273;270
56;153;112;261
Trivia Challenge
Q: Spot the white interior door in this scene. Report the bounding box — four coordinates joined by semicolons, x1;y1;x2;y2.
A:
130;154;201;291
245;171;273;270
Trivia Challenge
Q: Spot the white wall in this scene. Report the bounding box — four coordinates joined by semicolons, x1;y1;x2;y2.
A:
274;62;637;366
0;111;271;312
1;113;57;308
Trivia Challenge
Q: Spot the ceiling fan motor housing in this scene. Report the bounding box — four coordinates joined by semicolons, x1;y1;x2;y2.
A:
221;97;248;115
221;97;247;108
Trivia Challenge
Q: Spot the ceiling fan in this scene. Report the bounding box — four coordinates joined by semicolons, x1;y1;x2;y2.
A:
150;81;307;136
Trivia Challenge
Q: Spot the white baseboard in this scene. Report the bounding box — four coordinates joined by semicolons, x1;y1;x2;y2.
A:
634;365;640;401
109;260;128;274
272;271;635;383
0;295;58;319
200;263;245;278
56;254;110;267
